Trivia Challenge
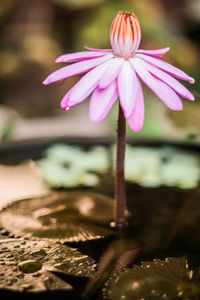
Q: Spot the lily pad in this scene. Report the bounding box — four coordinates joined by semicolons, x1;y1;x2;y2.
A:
109;257;200;300
117;145;200;190
37;144;110;188
0;191;115;242
0;238;95;293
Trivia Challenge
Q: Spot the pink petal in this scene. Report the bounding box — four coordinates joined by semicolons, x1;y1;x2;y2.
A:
89;81;118;122
85;47;113;52
140;59;194;101
98;58;123;89
117;61;138;118
55;51;107;63
60;86;74;109
127;78;145;132
68;59;113;106
135;53;195;83
136;47;170;57
131;58;183;111
43;53;113;85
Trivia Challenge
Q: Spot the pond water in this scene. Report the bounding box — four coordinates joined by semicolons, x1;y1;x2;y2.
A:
0;139;200;299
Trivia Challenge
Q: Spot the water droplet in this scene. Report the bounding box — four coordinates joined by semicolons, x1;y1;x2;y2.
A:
178;291;183;297
31;249;47;258
56;249;62;254
23;284;33;290
1;230;9;236
9;235;15;238
18;260;42;273
13;268;18;272
146;264;150;269
44;279;53;289
32;273;41;277
188;270;193;279
131;281;140;289
54;258;62;263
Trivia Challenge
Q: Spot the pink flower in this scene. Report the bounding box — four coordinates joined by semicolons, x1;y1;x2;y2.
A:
43;11;195;132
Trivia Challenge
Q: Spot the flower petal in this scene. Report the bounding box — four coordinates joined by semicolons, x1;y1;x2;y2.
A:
98;58;123;89
43;53;113;85
85;47;113;52
60;86;74;109
117;61;138;117
135;53;195;83
55;51;107;63
127;78;144;132
131;58;183;111
136;47;170;57
140;59;194;101
89;81;118;122
68;59;113;106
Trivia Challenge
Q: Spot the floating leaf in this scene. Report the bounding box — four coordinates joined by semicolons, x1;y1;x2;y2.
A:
0;238;95;293
40;143;200;190
0;191;115;242
109;257;200;300
113;145;200;190
37;144;109;188
82;237;142;300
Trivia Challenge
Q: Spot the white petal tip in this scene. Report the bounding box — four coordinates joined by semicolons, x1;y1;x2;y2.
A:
60;101;70;110
90;118;100;123
189;78;195;84
172;107;183;111
42;79;49;85
128;123;143;132
188;94;195;101
134;127;142;132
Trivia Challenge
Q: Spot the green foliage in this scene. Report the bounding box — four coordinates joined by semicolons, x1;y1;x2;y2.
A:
38;143;200;190
124;146;200;189
38;144;110;188
0;191;114;242
109;257;200;300
0;238;95;292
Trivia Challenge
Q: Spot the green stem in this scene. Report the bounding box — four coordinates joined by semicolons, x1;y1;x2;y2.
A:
115;103;126;229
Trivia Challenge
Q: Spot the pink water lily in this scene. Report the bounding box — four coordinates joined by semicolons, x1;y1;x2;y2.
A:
43;11;195;132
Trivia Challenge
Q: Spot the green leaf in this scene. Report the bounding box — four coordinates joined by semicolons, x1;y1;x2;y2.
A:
0;191;115;242
0;238;95;293
115;145;200;190
109;257;200;300
37;144;109;188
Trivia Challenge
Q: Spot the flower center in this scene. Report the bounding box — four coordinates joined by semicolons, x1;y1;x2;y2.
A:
110;11;141;59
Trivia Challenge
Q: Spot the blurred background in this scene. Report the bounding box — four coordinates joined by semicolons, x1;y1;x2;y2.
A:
0;0;199;143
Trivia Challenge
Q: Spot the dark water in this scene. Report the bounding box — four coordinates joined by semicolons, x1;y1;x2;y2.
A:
0;139;200;299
